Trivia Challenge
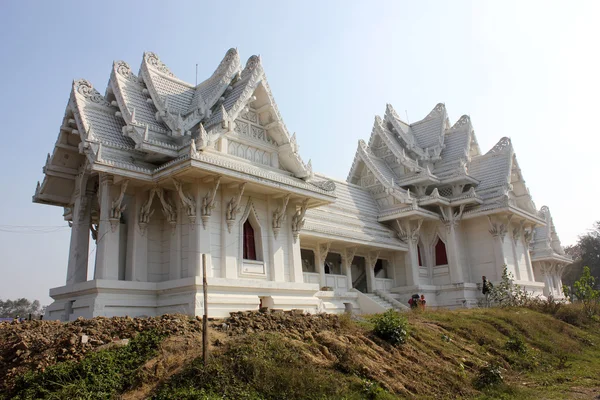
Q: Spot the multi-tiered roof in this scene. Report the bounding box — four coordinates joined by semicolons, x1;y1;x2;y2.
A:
346;103;548;226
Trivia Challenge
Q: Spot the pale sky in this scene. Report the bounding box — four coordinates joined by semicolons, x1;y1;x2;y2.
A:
1;0;598;305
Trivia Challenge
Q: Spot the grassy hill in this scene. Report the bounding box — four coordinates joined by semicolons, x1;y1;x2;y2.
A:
2;305;599;399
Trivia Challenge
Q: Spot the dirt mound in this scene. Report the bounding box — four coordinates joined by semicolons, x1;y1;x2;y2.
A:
214;310;342;337
0;314;202;392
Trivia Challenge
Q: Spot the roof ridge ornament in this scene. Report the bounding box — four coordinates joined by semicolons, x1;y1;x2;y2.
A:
425;103;446;119
114;60;136;82
487;137;512;154
451;115;471;129
241;55;261;79
144;52;174;77
73;79;110;106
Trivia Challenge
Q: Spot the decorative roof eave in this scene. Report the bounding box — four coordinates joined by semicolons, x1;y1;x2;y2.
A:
121;124;179;156
371;116;423;172
396;171;441;186
139;52;200;136
530;252;573;264
300;226;408;251
109;61;170;135
449;189;484;206
356;140;409;203
378;205;440;222
438;174;479;186
462;204;547;225
191;48;241;114
384;104;426;157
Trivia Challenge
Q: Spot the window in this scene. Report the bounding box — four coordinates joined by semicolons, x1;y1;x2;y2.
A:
243;219;257;260
301;249;316;272
417;244;423;267
324;253;342;275
434;237;448;266
375;259;389;278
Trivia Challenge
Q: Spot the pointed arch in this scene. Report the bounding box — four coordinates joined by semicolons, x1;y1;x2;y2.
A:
434;236;448;266
239;199;264;262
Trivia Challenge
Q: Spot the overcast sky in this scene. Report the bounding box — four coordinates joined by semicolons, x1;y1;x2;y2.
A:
1;0;598;305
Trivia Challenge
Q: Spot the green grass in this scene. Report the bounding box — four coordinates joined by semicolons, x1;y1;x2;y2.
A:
5;305;600;399
5;329;166;400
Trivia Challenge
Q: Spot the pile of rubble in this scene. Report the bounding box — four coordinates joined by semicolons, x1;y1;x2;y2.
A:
0;314;202;391
215;310;342;337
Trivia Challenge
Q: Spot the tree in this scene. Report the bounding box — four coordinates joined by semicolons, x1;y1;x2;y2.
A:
0;298;45;319
563;222;600;287
572;266;599;318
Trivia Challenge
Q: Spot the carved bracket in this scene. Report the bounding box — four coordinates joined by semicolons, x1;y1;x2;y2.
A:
341;246;358;269
291;198;309;243
156;188;178;233
109;180;128;232
200;176;221;229
396;218;423;244
225;182;246;233
138;188;157;236
487;216;507;242
272;194;291;239
366;250;381;269
172;178;197;228
439;204;465;232
318;242;331;265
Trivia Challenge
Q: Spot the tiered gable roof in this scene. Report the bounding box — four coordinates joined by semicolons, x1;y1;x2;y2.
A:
348;104;546;225
531;206;572;264
33;49;334;209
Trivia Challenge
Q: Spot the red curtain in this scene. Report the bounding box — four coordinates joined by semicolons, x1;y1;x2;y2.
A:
243;220;257;260
435;238;448;266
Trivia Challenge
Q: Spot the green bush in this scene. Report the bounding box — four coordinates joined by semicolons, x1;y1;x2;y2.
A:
505;335;527;355
371;309;409;346
473;363;504;389
8;329;165;400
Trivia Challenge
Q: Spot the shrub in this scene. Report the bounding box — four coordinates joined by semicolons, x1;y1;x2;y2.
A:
9;329;165;400
371;309;409;346
572;266;600;319
473;363;504;389
505;335;527;355
488;267;531;307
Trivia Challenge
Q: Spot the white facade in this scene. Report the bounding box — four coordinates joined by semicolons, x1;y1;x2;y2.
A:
33;50;570;321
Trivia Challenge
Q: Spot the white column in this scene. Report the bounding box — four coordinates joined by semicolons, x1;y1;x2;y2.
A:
288;213;304;283
222;187;239;279
126;191;148;282
267;197;285;282
405;241;420;286
316;242;330;289
95;175;120;280
66;175;91;285
509;227;522;280
365;252;378;293
169;196;182;280
445;222;464;284
522;234;535;281
342;247;357;291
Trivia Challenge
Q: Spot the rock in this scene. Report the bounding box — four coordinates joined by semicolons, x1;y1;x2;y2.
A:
80;335;89;344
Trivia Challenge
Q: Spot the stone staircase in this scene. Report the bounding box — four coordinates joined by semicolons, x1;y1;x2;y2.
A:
364;293;395;310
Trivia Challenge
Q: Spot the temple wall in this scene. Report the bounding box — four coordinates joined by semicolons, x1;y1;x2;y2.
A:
462;218;497;281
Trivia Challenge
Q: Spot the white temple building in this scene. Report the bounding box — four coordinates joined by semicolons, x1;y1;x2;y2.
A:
33;49;571;321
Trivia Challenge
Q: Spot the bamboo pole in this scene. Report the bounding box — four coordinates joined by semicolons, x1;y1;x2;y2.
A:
202;253;208;364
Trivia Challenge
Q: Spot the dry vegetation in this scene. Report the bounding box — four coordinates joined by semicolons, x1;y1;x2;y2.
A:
1;306;600;399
